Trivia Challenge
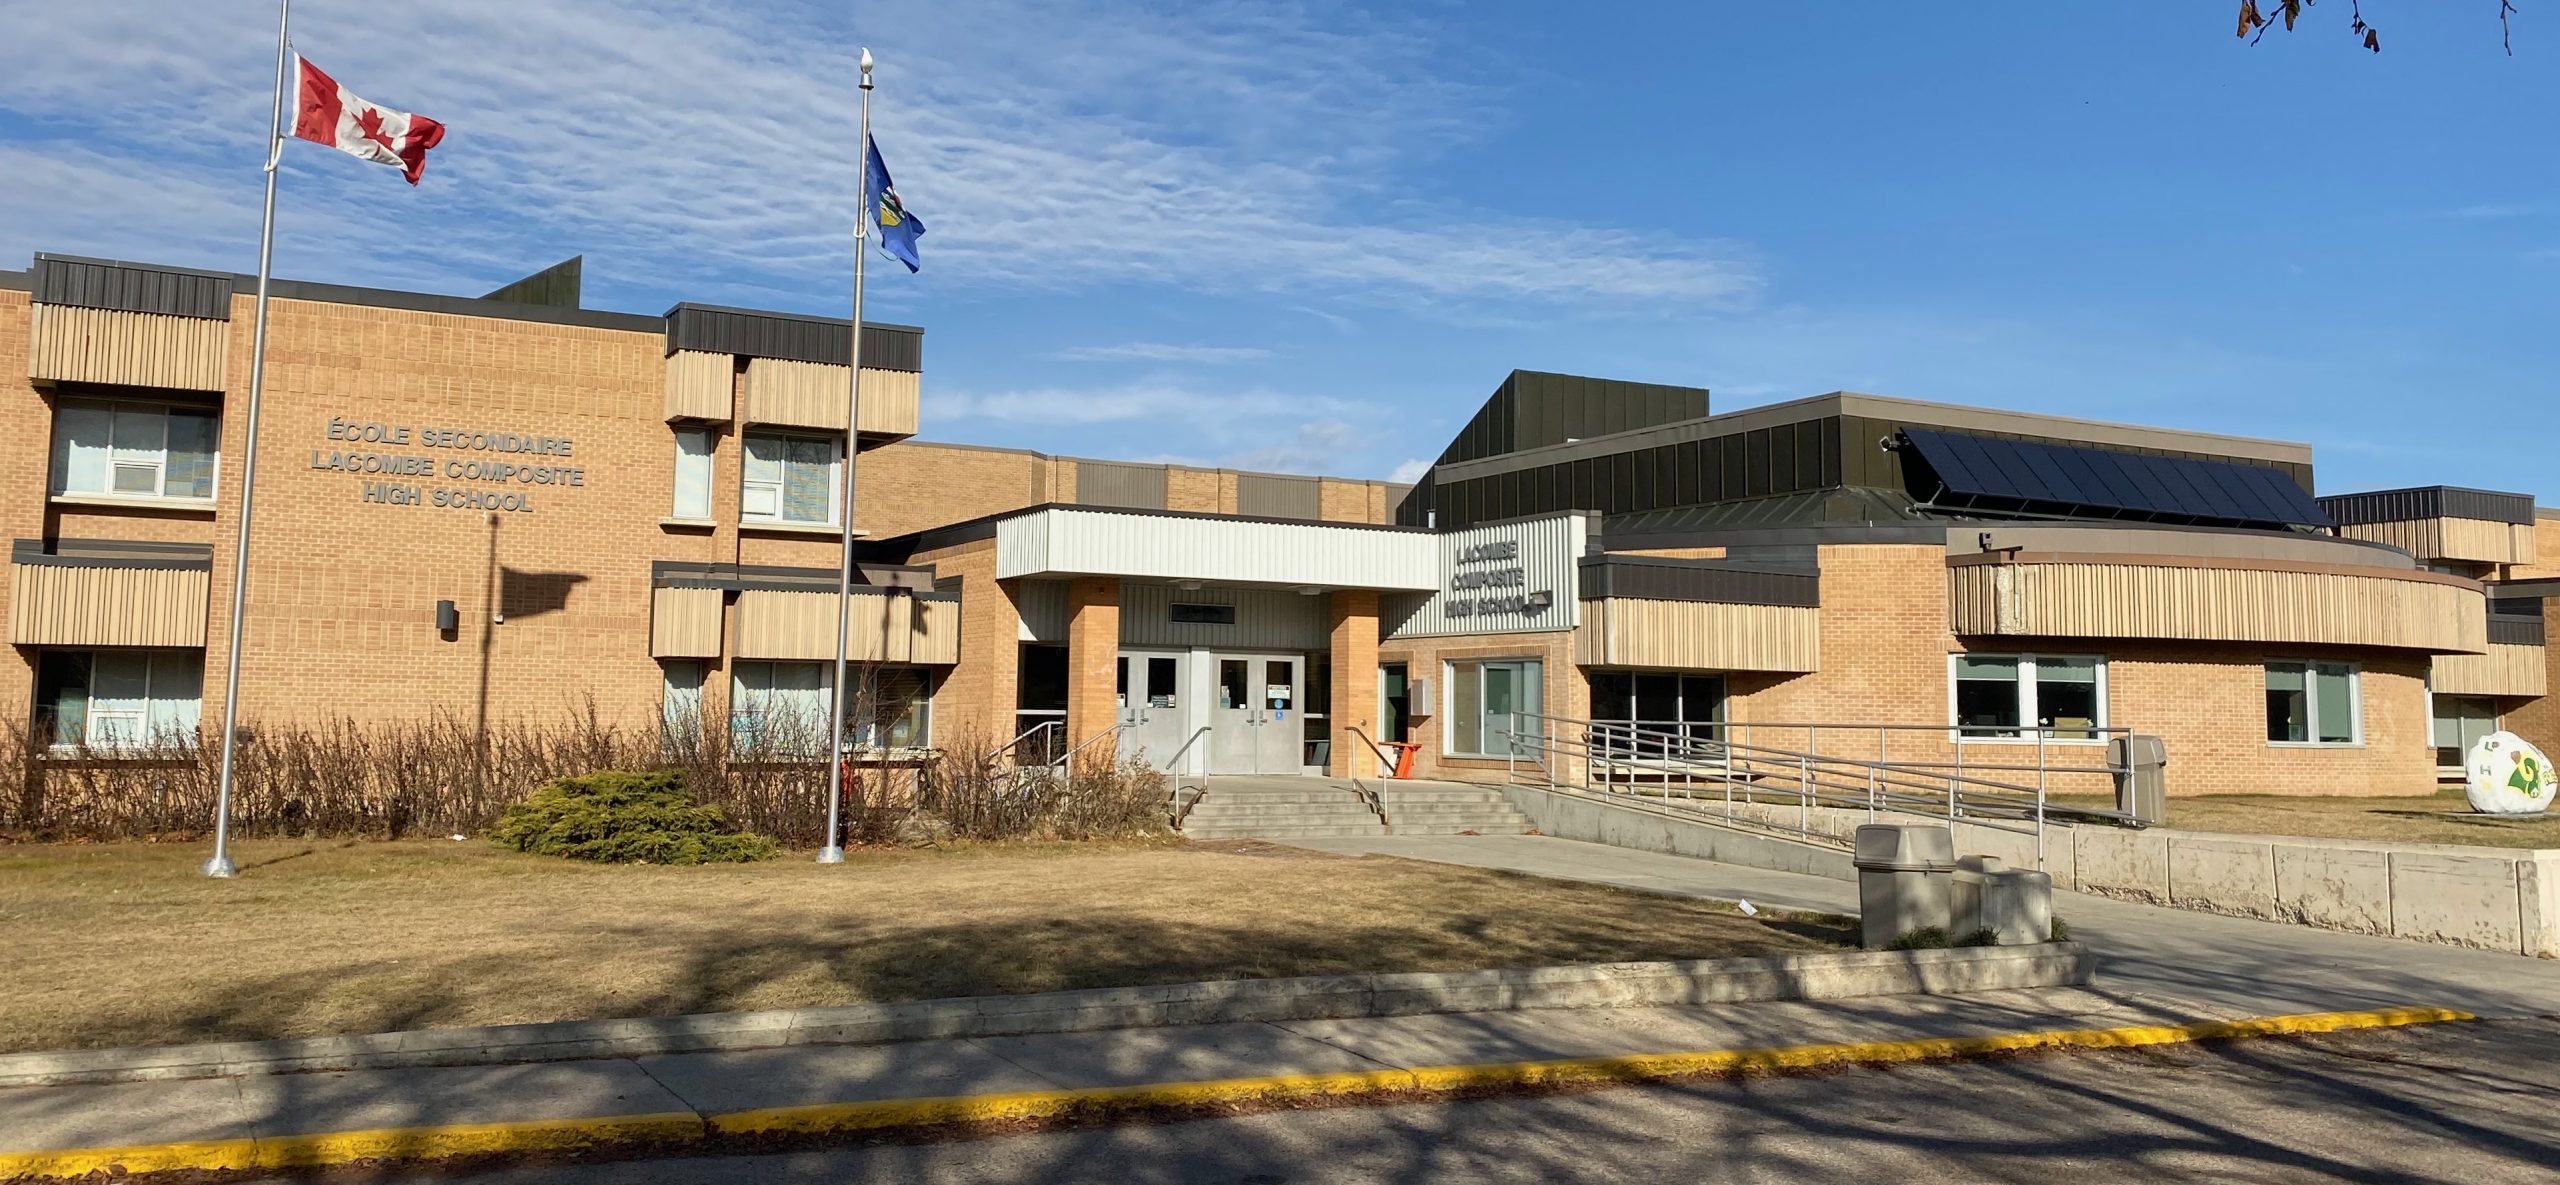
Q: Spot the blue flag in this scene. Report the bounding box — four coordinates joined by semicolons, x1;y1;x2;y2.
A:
863;136;924;272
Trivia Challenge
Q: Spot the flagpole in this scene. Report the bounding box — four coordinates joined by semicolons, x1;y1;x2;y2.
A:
205;0;292;879
819;47;875;865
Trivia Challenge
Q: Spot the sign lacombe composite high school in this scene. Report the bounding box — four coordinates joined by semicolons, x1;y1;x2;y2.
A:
307;417;590;514
1388;511;1588;638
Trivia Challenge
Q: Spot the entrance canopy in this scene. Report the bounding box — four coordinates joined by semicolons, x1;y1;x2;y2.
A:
994;506;1436;591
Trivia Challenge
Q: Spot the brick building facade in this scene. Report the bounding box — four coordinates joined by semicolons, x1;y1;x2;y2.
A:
5;252;2550;804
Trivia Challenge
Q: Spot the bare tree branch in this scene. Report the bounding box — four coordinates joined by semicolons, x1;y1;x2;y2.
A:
2234;0;2520;54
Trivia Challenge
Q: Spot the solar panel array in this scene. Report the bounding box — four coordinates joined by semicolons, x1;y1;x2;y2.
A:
1898;426;2332;529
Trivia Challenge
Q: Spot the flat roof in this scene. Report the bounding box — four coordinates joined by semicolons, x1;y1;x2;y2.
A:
1435;390;2314;484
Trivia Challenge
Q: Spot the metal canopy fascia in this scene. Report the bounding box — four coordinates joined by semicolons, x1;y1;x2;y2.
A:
994;507;1438;590
1900;426;2332;529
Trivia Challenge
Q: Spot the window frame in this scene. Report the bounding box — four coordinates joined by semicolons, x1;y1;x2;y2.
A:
669;428;716;521
36;648;206;752
1945;652;2110;745
50;396;222;504
1442;658;1544;759
2265;659;2364;748
729;659;832;756
738;430;841;527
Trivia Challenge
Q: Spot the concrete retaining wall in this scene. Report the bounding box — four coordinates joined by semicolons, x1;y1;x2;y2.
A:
2073;827;2560;958
1516;790;2560;959
1498;784;1857;879
0;945;2090;1089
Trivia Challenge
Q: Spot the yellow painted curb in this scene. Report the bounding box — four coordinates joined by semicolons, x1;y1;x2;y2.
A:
0;1112;704;1181
0;1006;2474;1181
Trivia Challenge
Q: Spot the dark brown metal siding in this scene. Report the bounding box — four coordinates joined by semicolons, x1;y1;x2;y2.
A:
2319;486;2537;526
664;304;924;372
1578;556;1819;607
1237;474;1320;519
32;255;235;320
1076;462;1169;510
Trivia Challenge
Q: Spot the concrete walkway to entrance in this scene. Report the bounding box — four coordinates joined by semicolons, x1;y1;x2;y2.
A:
1282;835;2560;1020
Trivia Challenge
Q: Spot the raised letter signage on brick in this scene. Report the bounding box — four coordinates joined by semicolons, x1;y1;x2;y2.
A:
308;417;587;514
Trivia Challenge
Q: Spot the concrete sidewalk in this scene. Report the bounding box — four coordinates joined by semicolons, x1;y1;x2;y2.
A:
0;986;2411;1178
1285;835;2560;1019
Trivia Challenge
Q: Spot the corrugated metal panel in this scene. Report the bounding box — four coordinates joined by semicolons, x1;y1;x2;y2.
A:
1948;557;2486;653
649;587;724;658
480;256;583;308
1075;461;1168;510
663;350;732;421
2431;643;2546;697
1578;556;1818;607
2321;486;2536;527
1390;513;1586;639
1016;579;1069;642
9;562;209;647
663;303;923;372
2487;612;2544;647
1576;599;1819;673
1235;474;1319;519
732;588;954;663
741;357;921;436
996;508;1436;590
33;255;235;320
28;305;230;390
1119;583;1328;649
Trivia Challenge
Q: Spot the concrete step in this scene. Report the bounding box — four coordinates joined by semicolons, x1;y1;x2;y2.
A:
1183;801;1381;817
1385;822;1537;836
1377;801;1522;814
1374;792;1516;805
1180;823;1390;840
1187;792;1378;805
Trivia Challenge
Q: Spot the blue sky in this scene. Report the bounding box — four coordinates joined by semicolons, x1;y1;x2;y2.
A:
2;2;2552;494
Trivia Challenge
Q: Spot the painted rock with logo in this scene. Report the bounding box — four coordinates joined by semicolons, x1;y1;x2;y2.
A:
2464;731;2556;815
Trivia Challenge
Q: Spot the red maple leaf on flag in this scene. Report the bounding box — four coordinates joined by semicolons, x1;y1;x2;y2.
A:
354;106;397;153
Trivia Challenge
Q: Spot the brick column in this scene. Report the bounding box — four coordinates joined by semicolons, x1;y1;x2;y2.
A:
1327;589;1381;778
1064;577;1121;770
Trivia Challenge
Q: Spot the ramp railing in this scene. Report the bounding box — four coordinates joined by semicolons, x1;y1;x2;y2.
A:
1501;712;2144;867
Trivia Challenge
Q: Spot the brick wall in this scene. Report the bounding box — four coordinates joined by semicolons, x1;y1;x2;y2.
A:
1716;543;2442;797
1377;628;1586;784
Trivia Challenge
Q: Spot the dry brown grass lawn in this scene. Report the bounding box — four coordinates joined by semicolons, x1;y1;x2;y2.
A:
2048;787;2560;849
0;838;1850;1055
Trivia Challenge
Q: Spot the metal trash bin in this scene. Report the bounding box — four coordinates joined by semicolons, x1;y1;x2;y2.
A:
2110;735;2167;826
1853;824;1956;949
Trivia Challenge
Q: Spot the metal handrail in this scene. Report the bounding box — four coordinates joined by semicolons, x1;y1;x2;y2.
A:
1508;711;2142;870
1341;724;1400;822
986;719;1063;768
1158;726;1215;825
1056;720;1128;769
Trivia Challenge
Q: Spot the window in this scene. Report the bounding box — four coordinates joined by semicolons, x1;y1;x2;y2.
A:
2266;661;2359;746
1588;670;1725;757
1445;659;1542;757
846;667;934;750
671;429;714;519
51;399;218;501
660;659;705;752
731;660;829;755
740;432;838;525
2431;694;2498;772
1951;654;2106;741
34;650;204;749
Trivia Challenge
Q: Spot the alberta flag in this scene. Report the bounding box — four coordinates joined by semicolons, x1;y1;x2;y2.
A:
863;136;924;272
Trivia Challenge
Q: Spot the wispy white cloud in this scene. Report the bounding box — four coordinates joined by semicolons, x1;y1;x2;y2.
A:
1386;458;1433;484
1054;342;1274;364
0;0;1759;316
936;383;1361;428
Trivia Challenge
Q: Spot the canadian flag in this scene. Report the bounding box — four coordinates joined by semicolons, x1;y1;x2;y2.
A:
291;56;445;185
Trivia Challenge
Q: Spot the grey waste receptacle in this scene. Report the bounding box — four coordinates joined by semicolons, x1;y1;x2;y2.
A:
1949;854;2005;939
2109;735;2167;825
1853;824;1956;950
1982;868;2054;946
